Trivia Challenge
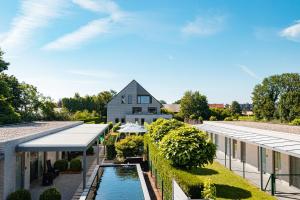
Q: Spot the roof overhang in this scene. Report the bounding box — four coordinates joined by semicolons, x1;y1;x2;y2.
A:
16;124;108;152
196;122;300;159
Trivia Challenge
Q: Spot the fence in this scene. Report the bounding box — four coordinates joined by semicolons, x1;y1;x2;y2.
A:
264;173;300;196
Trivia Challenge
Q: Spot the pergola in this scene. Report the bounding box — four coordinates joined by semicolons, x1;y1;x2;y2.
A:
196;122;300;193
16;123;109;189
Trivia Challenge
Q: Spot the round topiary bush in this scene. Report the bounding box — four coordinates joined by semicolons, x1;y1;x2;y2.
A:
115;135;144;159
70;158;82;171
148;118;184;142
159;126;216;168
7;189;31;200
54;159;68;171
39;188;61;200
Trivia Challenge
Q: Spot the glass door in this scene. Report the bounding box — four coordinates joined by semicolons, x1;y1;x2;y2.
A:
290;156;300;188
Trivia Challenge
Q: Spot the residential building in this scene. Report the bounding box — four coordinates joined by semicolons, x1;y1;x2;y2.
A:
0;121;108;200
209;104;225;109
107;80;172;124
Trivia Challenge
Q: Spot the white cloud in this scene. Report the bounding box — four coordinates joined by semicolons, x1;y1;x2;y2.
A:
280;20;300;42
43;0;128;51
68;69;118;79
181;15;226;36
0;0;66;52
238;65;259;79
43;18;111;50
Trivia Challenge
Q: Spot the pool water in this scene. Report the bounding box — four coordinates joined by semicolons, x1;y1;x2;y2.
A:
95;166;144;200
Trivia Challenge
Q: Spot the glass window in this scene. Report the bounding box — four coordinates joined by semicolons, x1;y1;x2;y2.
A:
121;118;125;123
115;118;119;123
121;95;125;104
148;107;157;114
132;107;142;114
137;95;151;104
128;95;132;104
275;152;281;172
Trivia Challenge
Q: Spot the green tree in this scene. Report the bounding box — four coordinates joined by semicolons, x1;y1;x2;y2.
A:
180;91;210;120
231;101;242;115
278;91;300;122
0;49;9;72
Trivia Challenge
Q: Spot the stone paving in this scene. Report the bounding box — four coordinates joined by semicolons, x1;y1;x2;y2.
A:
30;146;104;200
216;151;300;200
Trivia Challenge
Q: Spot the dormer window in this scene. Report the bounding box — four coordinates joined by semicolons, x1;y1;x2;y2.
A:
121;95;126;104
137;95;151;104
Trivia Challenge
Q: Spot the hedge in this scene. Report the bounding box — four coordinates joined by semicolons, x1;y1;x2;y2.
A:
70;158;82;171
7;189;31;200
53;160;68;171
104;134;117;160
144;134;204;199
39;188;61;200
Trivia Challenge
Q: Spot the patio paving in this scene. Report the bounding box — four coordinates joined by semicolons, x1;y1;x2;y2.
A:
216;150;300;200
30;145;104;200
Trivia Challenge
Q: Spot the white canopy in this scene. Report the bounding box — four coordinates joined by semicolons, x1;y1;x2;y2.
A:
118;123;147;133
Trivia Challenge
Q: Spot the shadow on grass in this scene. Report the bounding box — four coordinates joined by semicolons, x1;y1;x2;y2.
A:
187;168;219;176
215;184;252;199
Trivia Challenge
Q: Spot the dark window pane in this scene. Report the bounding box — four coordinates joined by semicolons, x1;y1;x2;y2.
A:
128;95;132;104
137;95;151;104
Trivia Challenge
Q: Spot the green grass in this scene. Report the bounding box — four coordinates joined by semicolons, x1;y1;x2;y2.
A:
238;115;256;121
184;162;276;200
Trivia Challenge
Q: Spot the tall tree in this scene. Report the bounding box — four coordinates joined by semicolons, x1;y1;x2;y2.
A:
231;101;242;115
180;91;210;120
0;49;9;72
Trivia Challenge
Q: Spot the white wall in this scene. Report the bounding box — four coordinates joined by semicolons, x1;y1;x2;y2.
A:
245;143;258;168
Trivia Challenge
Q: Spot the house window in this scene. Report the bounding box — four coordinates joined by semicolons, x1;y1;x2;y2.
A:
148;107;157;114
132;107;142;114
121;95;126;104
274;151;281;172
115;118;119;123
137;95;151;104
141;118;145;125
121;118;125;123
135;118;139;123
128;95;132;104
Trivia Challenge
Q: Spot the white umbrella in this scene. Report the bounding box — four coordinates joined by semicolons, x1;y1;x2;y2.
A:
118;124;147;133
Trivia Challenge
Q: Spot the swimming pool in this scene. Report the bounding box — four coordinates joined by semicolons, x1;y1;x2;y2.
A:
94;165;149;200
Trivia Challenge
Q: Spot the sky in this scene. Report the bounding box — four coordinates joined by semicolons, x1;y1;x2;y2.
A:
0;0;300;104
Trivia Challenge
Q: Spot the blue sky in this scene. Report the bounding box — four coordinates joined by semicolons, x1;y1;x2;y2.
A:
0;0;300;104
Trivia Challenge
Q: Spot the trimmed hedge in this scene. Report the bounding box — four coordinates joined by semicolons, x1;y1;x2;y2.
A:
54;160;68;171
70;158;82;171
7;189;31;200
39;188;61;200
104;134;117;160
145;134;204;199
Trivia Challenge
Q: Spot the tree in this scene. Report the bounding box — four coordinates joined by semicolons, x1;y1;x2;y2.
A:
159;126;216;168
0;49;9;72
180;91;210;120
231;101;242;115
115;135;144;159
278;91;300;122
159;100;167;104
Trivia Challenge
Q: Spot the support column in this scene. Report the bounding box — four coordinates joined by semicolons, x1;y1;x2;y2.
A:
97;140;100;165
225;137;227;167
83;150;87;190
260;146;264;190
229;138;232;170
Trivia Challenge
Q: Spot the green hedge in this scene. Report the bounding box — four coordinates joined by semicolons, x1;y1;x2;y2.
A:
104;134;117;160
144;134;204;199
54;160;68;171
70;158;82;171
39;188;61;200
7;189;31;200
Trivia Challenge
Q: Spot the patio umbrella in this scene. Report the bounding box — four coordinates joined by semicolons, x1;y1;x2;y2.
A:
118;124;147;133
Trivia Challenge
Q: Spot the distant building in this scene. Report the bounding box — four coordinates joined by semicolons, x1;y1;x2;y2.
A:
107;80;172;124
209;104;225;109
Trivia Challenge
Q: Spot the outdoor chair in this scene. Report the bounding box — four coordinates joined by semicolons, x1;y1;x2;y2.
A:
46;160;59;177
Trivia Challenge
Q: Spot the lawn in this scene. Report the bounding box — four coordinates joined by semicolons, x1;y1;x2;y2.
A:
176;161;276;200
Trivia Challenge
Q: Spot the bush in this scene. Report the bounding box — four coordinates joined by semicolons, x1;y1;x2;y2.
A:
209;116;217;121
202;178;216;200
87;146;94;155
159;126;216;168
115;135;144;159
108;121;113;130
104;134;117;160
224;117;233;121
39;188;61;200
290;118;300;126
112;122;121;132
7;189;31;200
70;158;82;171
53;160;68;171
147;119;184;142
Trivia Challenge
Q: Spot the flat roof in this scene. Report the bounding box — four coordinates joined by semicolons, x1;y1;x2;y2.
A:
0;121;81;142
196;121;300;159
16;124;108;152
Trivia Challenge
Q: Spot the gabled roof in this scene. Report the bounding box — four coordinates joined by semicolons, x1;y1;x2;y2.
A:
107;80;162;106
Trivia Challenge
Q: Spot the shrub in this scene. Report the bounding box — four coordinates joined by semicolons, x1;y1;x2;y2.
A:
53;160;68;171
70;158;82;171
290;118;300;126
87;146;94;155
104;134;117;160
159;126;216;168
112;122;121;132
7;189;31;200
202;178;216;200
108;121;113;130
224;117;233;121
39;188;61;200
147;119;184;142
115;135;144;159
209;116;217;121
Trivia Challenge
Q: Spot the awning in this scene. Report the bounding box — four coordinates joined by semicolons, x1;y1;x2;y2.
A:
196;122;300;159
16;124;109;152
